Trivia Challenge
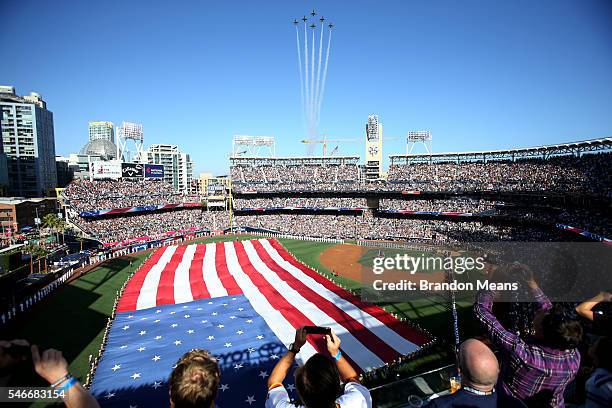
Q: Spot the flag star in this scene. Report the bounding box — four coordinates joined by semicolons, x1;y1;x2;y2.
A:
140;317;148;320
187;329;195;334
247;347;255;354
224;342;232;348
270;354;279;360
174;340;182;345
127;315;134;319
111;364;121;371
152;355;161;362
238;308;244;311
154;335;162;340
152;381;162;389
131;372;141;380
155;310;161;314
287;383;296;391
184;314;190;318
246;396;256;405
217;324;224;328
139;330;146;335
196;307;203;311
122;325;130;330
257;335;264;340
201;320;208;324
169;311;176;315
105;392;115;399
222;303;228;306
211;312;218;316
137;347;146;352
119;345;128;349
229;316;237;319
171;323;178;328
259;371;268;378
236;330;244;335
234;363;243;370
207;336;215;341
208;301;213;305
220;384;229;391
246;319;253;324
183;305;188;308
154;319;161;323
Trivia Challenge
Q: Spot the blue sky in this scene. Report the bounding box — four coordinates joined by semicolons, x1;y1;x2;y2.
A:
1;0;611;175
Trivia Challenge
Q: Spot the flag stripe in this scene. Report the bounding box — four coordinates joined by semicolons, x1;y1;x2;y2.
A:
173;244;197;304
156;246;187;306
214;243;242;295
261;239;422;354
240;241;384;371
250;239;403;362
223;240;318;365
116;246;167;312
267;239;430;345
188;244;210;299
136;246;178;310
202;243;227;297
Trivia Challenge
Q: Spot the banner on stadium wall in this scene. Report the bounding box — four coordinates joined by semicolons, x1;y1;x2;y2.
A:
121;163;144;178
91;161;121;180
144;164;164;179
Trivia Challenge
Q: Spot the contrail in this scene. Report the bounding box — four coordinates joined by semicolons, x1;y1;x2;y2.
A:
314;20;324;126
310;27;315;136
316;27;332;126
295;25;305;125
303;20;310;131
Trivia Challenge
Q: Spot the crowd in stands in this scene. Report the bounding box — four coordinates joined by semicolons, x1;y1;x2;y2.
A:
379;198;498;213
387;154;611;196
76;209;228;244
233;197;367;209
63;179;197;212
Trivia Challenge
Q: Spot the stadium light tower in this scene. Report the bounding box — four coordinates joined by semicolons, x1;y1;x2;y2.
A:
407;130;432;154
116;122;145;162
232;135;276;157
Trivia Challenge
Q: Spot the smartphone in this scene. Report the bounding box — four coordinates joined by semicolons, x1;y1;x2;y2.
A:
303;326;331;335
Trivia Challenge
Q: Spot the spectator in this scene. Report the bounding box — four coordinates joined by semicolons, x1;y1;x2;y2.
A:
583;337;612;408
426;338;522;408
266;327;372;408
169;349;220;408
474;273;582;407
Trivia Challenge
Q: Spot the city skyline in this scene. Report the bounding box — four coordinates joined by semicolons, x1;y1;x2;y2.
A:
2;0;612;175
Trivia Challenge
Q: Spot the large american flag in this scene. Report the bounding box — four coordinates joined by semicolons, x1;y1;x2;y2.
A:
90;239;429;406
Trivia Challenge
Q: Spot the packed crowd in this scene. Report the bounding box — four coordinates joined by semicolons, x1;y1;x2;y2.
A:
77;209;229;244
233;197;368;209
63;179;197;212
235;213;561;242
379;198;499;213
387;153;611;196
231;163;360;184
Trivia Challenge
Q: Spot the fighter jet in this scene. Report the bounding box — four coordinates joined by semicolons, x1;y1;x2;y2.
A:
310;9;316;17
309;23;316;29
328;23;334;29
302;15;308;22
319;16;325;22
293;19;299;25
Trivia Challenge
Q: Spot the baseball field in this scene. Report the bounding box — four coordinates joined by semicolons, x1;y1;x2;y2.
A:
9;235;478;406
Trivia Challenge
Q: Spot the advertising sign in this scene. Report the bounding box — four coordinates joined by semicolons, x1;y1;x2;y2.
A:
91;161;121;180
121;162;144;178
144;164;165;179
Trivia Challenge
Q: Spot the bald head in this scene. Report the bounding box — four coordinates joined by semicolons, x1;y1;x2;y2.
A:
458;339;499;391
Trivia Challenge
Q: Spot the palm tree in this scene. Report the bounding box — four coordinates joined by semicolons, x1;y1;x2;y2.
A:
23;243;47;274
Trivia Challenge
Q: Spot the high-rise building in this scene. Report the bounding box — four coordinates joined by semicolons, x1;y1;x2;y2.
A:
142;144;193;193
364;115;383;180
0;86;57;197
88;121;114;142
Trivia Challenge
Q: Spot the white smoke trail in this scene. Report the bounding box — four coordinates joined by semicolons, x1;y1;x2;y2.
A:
295;25;305;125
314;20;324;126
304;21;310;132
310;27;316;136
316;28;332;126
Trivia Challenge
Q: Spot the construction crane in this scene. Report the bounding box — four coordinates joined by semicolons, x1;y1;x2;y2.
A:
301;137;359;156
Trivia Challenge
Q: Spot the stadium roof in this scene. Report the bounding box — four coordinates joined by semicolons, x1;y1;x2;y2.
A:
390;137;612;164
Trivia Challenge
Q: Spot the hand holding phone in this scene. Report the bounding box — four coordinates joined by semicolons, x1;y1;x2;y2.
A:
303;326;331;335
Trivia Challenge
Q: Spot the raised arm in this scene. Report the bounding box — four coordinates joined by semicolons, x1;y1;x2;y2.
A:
267;327;307;388
474;290;523;353
576;292;612;321
31;345;100;408
325;330;359;383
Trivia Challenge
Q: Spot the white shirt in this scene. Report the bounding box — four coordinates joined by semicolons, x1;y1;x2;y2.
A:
265;382;372;408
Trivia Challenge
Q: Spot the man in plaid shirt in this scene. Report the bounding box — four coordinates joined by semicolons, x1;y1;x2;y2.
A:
474;277;582;407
